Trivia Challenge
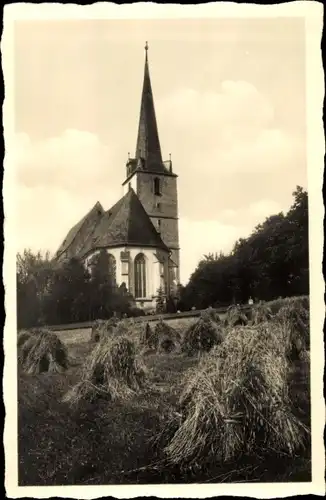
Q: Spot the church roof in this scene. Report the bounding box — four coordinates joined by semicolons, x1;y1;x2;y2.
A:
56;189;169;261
83;188;169;255
135;42;168;174
56;201;104;260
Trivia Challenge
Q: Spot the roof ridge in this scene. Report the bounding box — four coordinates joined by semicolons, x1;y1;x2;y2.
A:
127;189;169;251
56;201;103;259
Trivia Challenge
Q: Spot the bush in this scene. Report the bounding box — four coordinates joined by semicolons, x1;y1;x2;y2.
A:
129;307;146;318
18;328;68;374
164;323;309;467
63;336;147;405
182;317;224;356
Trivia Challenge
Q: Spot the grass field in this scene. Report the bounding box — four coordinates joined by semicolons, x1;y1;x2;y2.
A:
18;300;311;485
54;316;199;345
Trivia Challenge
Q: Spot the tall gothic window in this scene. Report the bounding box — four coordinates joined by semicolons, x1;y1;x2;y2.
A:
134;253;146;298
107;254;117;284
154;177;161;196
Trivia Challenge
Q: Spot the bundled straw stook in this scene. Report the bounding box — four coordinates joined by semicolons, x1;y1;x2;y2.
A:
275;300;310;360
63;336;147;405
164;323;309;467
251;302;273;325
155;319;181;353
224;305;248;327
112;318;149;345
17;329;33;349
91;317;119;342
114;318;133;336
18;328;68;375
182;317;224;356
200;307;221;325
140;323;159;350
299;349;310;363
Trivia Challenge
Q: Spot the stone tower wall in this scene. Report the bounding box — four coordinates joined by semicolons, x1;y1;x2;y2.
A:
135;171;180;282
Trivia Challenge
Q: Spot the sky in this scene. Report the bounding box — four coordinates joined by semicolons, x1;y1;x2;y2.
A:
14;17;307;285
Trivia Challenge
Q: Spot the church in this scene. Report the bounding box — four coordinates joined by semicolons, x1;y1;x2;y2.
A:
55;43;180;311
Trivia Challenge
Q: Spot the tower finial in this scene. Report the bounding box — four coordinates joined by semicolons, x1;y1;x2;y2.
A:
145;41;148;52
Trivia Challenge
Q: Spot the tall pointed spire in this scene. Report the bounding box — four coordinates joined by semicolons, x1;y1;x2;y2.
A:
135;42;164;171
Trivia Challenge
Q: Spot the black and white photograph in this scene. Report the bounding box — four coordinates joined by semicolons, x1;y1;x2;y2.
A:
3;1;325;497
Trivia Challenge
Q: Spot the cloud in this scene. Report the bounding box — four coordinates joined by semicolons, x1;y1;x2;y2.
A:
158;80;274;135
249;199;282;219
15;129;120;194
156;80;305;223
179;196;288;284
179;217;251;284
158;80;301;177
15;130;123;255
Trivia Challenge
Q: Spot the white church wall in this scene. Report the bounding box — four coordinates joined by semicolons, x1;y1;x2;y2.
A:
127;246;168;301
83;246;170;310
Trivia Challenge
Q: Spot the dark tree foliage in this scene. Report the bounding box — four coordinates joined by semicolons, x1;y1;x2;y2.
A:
155;286;166;314
16;250;135;328
43;257;91;325
180;186;309;310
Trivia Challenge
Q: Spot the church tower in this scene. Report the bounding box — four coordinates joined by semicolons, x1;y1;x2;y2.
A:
122;43;180;286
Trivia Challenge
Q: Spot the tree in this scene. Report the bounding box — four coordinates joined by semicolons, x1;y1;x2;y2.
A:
44;257;91;325
181;186;309;309
16;249;57;328
88;250;133;319
155;286;166;314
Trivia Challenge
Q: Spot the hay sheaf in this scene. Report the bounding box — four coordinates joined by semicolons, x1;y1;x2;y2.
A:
63;336;147;405
251;302;274;325
17;330;33;349
164;323;309;467
91;317;119;342
225;305;248;327
18;328;68;374
200;307;221;324
269;295;309;316
275;301;310;359
182;317;224;356
140;323;159;350
155;319;181;353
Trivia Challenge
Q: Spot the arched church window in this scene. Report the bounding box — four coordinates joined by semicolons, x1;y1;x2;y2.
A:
154;177;161;196
107;253;117;284
134;253;146;298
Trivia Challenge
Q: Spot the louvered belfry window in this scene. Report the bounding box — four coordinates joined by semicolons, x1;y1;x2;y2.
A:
154;177;161;196
134;253;146;298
